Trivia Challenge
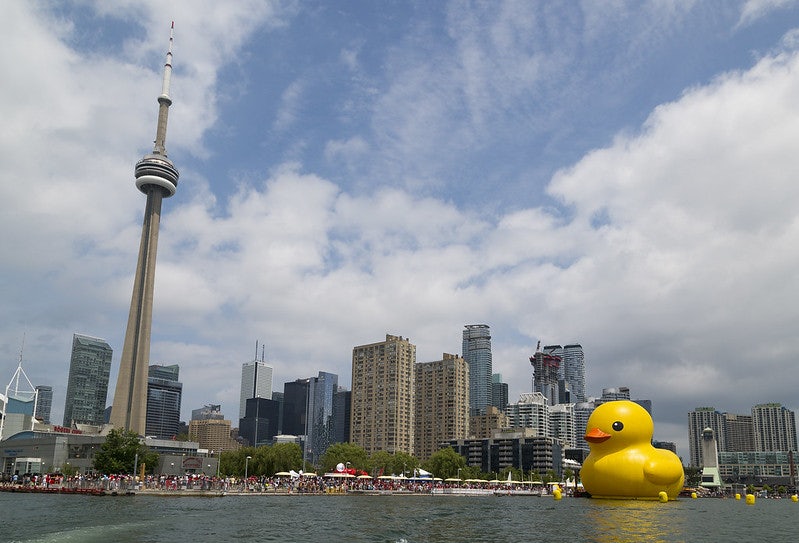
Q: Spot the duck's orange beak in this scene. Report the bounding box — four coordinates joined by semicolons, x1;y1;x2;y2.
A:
585;427;611;443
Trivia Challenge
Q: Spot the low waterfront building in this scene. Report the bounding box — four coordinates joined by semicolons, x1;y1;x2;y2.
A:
447;430;563;478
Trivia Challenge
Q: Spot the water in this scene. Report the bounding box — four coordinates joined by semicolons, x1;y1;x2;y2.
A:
0;493;795;542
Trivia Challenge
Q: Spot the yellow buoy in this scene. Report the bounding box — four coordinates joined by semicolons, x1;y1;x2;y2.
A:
658;491;668;503
745;494;755;505
691;492;697;499
553;488;562;500
791;494;798;503
735;493;741;500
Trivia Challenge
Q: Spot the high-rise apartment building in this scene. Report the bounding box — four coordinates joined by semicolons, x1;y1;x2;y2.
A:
63;334;112;426
560;344;586;403
550;403;576;448
688;407;727;467
469;406;509;439
574;401;597;451
239;358;273;420
306;372;338;465
414;353;469;461
752;403;797;452
351;334;415;455
506;392;549;437
463;324;492;416
530;346;560;406
723;413;754;452
34;385;52;424
145;364;182;439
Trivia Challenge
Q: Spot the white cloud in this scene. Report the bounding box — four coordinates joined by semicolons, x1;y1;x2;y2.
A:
3;2;799;461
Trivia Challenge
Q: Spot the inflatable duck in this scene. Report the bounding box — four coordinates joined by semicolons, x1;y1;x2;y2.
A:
581;400;684;500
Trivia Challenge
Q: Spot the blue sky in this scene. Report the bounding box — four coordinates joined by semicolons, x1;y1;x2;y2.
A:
3;0;799;458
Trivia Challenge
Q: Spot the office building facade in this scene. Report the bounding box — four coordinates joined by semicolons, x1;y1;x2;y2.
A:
34;385;52;425
560;344;586;403
145;364;182;439
63;334;112;426
239;359;273;420
351;334;415;455
306;372;338;466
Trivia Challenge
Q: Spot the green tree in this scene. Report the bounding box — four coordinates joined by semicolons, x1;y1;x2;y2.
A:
370;450;393;476
422;447;466;479
319;443;369;474
683;466;701;487
93;429;158;475
271;443;303;473
391;451;419;477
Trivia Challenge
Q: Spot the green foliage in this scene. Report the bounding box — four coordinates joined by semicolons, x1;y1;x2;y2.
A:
319;443;369;474
422;447;466;479
93;429;158;475
683;466;702;487
218;444;304;477
391;451;419;477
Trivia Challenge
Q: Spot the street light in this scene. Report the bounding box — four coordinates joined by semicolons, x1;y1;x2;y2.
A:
245;455;252;482
457;468;462;482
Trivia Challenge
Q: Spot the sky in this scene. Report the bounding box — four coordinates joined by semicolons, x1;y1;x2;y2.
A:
2;0;799;460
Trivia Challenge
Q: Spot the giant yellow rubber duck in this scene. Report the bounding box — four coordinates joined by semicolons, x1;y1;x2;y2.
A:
582;400;684;500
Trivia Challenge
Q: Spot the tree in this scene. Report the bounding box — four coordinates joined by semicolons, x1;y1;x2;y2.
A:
369;450;393;476
319;443;369;474
271;443;303;473
683;466;701;487
391;451;419;477
93;429;158;475
422;447;466;479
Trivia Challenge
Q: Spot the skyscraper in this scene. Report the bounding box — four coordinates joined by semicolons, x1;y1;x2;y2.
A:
34;385;52;425
64;334;112;426
239;397;280;447
723;413;754;452
530;345;560;406
332;387;351;445
560;344;586;403
111;25;180;435
239;358;274;420
414;353;469;461
282;378;310;436
463;324;492;416
306;372;338;466
491;373;508;412
351;334;416;455
752;403;797;452
145;364;182;439
688;407;726;467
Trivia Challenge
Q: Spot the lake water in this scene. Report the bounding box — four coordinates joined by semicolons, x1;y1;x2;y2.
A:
0;493;795;542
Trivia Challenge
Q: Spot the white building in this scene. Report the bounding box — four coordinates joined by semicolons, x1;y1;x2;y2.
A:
239;359;273;420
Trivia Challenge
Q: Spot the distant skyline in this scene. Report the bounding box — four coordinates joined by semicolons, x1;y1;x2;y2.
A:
3;1;799;459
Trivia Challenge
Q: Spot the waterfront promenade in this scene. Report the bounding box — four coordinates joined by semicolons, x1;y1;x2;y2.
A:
0;472;552;497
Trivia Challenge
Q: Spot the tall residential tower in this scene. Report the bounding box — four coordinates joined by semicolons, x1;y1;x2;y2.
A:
463;324;492;416
351;334;416;455
110;25;180;435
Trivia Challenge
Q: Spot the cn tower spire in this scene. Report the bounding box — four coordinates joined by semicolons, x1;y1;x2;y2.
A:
111;24;180;435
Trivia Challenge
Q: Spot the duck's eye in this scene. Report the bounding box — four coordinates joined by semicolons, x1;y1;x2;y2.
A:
612;421;624;432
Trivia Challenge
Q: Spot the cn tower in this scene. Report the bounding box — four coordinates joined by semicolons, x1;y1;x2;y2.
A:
110;24;179;435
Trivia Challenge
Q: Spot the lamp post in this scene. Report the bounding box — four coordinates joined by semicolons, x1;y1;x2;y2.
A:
457;467;462;483
245;455;252;484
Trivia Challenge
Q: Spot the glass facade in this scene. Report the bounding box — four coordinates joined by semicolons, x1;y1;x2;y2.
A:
463;324;492;416
63;334;112;426
145;365;182;439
